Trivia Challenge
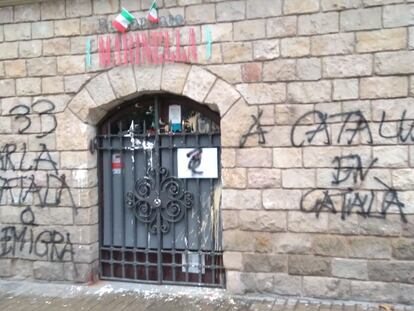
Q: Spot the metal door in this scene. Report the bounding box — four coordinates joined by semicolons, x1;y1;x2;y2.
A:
96;94;224;287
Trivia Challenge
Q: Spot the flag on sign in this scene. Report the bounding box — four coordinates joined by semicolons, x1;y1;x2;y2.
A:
112;8;135;32
147;1;159;24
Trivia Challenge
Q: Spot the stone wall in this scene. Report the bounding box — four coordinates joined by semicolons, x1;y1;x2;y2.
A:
0;0;413;305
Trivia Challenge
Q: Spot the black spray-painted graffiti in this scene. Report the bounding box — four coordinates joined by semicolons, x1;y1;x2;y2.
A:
0;207;74;262
0;143;76;210
291;109;411;223
187;148;203;175
240;109;267;147
6;99;57;138
300;154;407;223
291;109;414;147
98;15;185;33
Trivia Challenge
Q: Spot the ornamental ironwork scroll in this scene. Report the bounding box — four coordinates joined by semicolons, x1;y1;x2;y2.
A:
125;167;193;234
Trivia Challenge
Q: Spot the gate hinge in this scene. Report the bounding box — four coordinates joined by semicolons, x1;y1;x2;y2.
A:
89;137;98;154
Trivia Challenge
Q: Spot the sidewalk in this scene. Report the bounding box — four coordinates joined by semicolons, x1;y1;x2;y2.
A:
0;280;412;311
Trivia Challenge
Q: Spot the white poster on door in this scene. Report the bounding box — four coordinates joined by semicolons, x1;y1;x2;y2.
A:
177;148;218;179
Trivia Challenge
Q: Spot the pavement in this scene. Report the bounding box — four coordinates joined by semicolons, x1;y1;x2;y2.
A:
0;280;412;311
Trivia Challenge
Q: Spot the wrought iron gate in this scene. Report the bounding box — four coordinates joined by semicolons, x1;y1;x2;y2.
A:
96;94;225;287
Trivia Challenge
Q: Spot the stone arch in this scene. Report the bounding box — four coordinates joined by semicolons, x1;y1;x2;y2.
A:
59;63;257;149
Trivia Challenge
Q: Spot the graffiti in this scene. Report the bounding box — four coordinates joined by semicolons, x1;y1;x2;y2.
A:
239;109;267;148
7;99;57;138
291;109;414;147
187;148;203;175
0;207;74;262
300;179;407;223
331;154;378;185
98;28;198;67
290;108;412;223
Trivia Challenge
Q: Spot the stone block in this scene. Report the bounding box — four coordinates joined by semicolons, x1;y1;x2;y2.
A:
234;20;266;41
303;277;351;299
288;255;331;276
375;51;414;75
0;42;18;60
284;0;319;14
222;210;239;230
4;60;26;78
223;230;256;252
33;261;64;281
237;83;286;104
226;271;246;294
107;66;137;98
239;210;286;232
133;65;161;93
183;66;216;103
41;0;65;19
253;39;279;61
0;259;12;277
42;76;64;94
55;19;80;36
288;211;329;233
246;0;281;18
312;235;349;257
222;42;253;63
332;259;368;280
236;148;272;167
321;0;361;11
340;8;381;31
281;37;310;57
221;148;236;168
368;261;414;284
267;16;297;38
161;63;190;94
360;76;408;99
57;55;85;75
216;1;245;22
288;81;331;103
262;189;301;210
27;57;57;76
348;237;392;259
350;280;401;303
273;147;302;168
19;40;41;58
43;38;71;56
186;4;215;24
298;12;339;35
263;59;296;81
221;99;257;147
311;33;355;56
32;21;54;39
328;213;359;235
392;238;414;260
247;168;281;188
303;146;341;168
205;79;240;116
242;253;287;272
223;251;242;270
14;4;40;22
383;4;414;28
222;189;262;210
4;23;31;41
93;0;119;14
296;58;321;81
67;0;92;17
323;54;372;78
372;146;408;168
201;23;232;43
16;78;41;96
0;7;13;23
207;64;242;84
357;28;406;53
333;78;358;100
64;74;93;94
56;110;95;151
273;233;313;254
222;168;246;189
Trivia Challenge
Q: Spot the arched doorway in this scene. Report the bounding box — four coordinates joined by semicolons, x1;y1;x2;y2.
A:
96;93;224;287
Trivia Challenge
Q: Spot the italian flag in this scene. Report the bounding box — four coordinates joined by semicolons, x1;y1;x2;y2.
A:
112;8;135;33
147;1;159;24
